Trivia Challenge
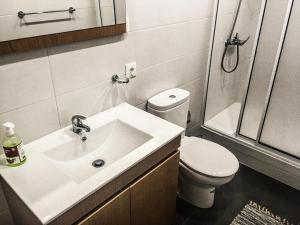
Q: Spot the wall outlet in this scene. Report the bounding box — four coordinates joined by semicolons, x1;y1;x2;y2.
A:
125;62;137;78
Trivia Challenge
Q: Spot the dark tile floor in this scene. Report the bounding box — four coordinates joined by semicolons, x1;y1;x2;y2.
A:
174;165;300;225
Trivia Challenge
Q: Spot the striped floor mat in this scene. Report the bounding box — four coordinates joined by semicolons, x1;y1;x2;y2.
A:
230;201;295;225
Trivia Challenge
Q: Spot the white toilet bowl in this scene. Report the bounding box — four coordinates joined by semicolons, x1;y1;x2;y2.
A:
178;136;239;208
147;88;239;208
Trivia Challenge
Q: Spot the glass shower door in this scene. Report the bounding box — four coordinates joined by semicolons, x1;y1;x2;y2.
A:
258;0;300;159
237;0;290;140
204;0;263;136
202;0;300;162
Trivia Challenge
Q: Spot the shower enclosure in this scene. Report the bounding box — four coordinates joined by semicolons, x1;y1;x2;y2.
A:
201;0;300;189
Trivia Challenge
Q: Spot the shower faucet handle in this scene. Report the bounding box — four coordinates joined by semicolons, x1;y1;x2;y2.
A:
225;33;250;46
239;36;250;46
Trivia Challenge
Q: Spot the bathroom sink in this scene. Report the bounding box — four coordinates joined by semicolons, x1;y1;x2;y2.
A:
0;103;183;224
44;119;152;183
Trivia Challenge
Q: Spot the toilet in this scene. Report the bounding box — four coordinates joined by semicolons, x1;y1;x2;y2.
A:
147;88;239;208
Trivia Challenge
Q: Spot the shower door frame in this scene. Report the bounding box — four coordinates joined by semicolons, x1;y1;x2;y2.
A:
201;0;268;132
236;0;297;158
201;0;300;167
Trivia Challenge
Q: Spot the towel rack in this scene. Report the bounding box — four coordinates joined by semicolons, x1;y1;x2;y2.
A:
18;7;76;19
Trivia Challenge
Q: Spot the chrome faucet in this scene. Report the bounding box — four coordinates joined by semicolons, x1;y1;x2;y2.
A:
71;115;91;141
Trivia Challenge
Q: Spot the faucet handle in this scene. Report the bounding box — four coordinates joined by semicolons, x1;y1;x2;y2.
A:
239;36;250;46
71;115;86;125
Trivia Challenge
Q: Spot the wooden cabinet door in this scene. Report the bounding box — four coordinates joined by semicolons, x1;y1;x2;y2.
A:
130;151;180;225
77;188;130;225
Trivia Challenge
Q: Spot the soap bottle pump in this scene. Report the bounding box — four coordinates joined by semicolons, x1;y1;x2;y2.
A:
2;122;26;166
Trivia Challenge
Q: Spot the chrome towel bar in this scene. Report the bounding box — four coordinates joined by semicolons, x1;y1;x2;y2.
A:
18;7;76;19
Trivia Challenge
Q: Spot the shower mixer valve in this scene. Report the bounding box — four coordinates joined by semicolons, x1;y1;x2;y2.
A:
221;32;250;73
225;33;250;47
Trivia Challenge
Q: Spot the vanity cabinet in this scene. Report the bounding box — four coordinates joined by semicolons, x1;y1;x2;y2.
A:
77;189;131;225
130;152;179;225
2;136;181;225
77;151;179;225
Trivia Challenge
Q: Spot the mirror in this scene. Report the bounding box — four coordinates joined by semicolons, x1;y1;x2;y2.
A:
0;0;126;54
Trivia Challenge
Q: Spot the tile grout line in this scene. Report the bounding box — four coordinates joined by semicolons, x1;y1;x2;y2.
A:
45;47;62;128
127;16;212;33
0;56;206;116
137;48;210;74
0;97;55;116
180;76;204;88
42;48;209;99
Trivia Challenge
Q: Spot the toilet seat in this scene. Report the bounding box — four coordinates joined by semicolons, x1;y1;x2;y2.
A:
179;162;235;187
179;137;239;178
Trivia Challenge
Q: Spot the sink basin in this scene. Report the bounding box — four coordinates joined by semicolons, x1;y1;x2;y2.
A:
0;103;184;224
44;119;152;183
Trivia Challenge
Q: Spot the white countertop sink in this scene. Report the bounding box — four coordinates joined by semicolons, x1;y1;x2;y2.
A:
0;103;183;224
44;119;153;183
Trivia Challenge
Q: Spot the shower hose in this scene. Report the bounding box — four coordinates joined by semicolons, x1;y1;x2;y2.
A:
221;0;244;74
221;40;240;73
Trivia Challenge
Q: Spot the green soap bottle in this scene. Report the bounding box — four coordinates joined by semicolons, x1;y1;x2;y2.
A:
2;122;26;167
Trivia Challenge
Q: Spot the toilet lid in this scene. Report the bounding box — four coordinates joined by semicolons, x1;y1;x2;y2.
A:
148;88;190;111
179;137;239;178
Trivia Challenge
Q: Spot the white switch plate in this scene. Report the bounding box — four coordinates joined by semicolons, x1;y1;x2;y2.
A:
125;62;137;78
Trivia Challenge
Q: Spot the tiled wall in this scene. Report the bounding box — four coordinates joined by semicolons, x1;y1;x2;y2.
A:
0;0;214;223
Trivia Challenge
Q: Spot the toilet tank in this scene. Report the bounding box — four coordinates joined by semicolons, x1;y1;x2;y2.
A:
147;88;190;129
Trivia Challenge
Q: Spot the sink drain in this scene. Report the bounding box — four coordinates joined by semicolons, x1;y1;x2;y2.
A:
92;159;105;168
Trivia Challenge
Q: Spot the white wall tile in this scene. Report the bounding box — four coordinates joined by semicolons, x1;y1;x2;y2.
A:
158;0;213;26
0;51;54;113
133;19;211;70
135;50;208;104
0;98;60;144
218;0;240;15
48;35;134;95
182;78;206;129
56;80;136;127
127;0;213;31
218;0;261;16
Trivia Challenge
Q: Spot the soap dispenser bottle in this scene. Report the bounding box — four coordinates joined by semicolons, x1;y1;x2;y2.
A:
2;122;26;166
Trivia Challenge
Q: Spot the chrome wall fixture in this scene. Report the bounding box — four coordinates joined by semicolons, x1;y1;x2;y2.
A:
112;72;136;84
17;7;76;19
17;7;76;25
221;0;250;73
